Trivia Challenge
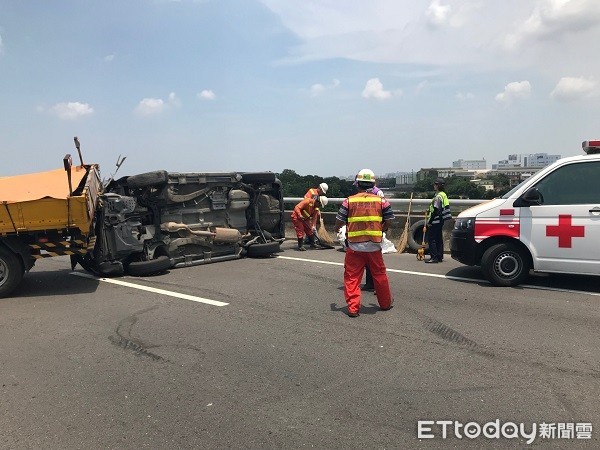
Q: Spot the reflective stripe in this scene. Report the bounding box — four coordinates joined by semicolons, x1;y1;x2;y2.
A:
428;191;452;224
348;197;383;203
347;230;383;237
348;216;382;222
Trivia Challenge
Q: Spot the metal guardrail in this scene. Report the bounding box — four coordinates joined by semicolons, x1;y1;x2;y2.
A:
284;197;484;211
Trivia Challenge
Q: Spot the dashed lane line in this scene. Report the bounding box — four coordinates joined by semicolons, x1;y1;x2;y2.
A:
275;255;600;297
70;272;229;306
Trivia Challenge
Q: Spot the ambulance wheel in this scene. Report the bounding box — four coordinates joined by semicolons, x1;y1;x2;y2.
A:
481;243;530;287
0;247;24;298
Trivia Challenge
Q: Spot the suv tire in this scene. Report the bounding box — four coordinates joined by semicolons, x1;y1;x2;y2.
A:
246;241;281;258
127;171;169;189
126;256;173;276
241;172;276;184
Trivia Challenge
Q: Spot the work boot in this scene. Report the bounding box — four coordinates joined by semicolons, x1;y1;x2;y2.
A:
309;235;318;249
297;238;306;251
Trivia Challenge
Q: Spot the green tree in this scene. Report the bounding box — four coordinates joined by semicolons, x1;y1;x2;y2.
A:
445;176;486;199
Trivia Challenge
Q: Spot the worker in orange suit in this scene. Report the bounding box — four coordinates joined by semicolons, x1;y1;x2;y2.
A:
334;169;394;317
291;195;328;251
304;182;328;199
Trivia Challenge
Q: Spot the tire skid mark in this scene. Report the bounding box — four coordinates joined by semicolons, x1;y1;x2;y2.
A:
403;305;495;358
108;335;165;361
110;306;170;362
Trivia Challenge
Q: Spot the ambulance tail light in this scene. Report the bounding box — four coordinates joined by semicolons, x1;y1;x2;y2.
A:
582;140;600;154
454;217;475;231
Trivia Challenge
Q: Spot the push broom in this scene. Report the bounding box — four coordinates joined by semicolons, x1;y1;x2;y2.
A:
396;192;413;253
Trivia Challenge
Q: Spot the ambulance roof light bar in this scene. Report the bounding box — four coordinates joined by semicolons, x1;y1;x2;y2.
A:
582;140;600;154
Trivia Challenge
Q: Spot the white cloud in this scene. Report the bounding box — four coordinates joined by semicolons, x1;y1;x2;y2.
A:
455;92;475;101
309;79;340;97
0;34;4;55
426;0;451;27
260;1;600;77
51;102;94;120
168;91;182;107
135;98;165;116
362;78;392;100
310;83;325;97
495;81;531;105
198;89;216;101
505;0;600;48
550;76;597;102
415;80;428;95
103;53;115;62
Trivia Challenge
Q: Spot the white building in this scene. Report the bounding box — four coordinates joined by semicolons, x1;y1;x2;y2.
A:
493;153;560;169
452;159;487;170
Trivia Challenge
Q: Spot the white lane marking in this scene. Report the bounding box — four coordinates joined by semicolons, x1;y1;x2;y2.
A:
275;255;600;297
70;272;229;306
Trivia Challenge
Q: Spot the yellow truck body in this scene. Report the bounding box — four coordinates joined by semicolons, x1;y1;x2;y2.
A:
0;165;101;236
0;163;102;298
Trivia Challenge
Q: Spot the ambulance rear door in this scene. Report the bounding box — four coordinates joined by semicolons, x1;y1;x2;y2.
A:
517;159;600;275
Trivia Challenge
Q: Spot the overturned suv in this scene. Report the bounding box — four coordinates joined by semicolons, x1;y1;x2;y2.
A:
73;170;285;277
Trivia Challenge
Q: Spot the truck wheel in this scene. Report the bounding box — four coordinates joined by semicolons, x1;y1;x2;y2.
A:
481;243;530;287
125;256;172;276
408;220;428;252
0;247;25;298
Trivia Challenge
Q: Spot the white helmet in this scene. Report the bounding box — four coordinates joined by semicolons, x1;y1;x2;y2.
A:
318;195;328;207
356;168;376;184
319;182;329;193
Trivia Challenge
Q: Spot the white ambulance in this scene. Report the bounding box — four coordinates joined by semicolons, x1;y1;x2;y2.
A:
450;140;600;286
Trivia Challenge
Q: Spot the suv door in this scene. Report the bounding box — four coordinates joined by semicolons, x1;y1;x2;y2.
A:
518;160;600;274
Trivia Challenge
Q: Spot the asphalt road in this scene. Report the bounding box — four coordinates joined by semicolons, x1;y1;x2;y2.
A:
1;241;599;449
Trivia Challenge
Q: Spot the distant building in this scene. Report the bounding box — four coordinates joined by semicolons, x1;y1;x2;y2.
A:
395;171;417;189
492;153;560;169
472;179;495;191
524;153;561;167
452;159;486;170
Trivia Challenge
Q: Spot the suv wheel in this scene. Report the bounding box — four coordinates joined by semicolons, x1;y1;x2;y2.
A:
126;256;173;276
246;241;281;258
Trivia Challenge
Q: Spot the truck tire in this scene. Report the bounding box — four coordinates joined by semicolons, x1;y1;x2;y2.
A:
481;243;530;287
0;247;25;298
127;171;168;189
408;220;429;252
125;256;172;276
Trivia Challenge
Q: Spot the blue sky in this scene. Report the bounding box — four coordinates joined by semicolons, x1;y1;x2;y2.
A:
1;0;599;179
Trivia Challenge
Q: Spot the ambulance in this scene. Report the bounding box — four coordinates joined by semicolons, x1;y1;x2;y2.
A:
450;140;600;286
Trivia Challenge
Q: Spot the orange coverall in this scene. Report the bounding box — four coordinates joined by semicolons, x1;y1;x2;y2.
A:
291;197;319;239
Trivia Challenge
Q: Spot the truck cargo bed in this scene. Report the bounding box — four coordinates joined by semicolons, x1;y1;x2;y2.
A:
0;165;101;235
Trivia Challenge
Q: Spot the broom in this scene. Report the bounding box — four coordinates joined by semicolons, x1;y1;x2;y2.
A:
317;215;335;247
395;192;413;253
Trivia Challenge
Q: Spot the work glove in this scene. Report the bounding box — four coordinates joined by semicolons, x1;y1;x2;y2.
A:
423;225;427;233
311;226;317;234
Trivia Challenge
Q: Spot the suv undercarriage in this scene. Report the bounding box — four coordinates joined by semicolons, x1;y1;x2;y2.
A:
73;170;285;277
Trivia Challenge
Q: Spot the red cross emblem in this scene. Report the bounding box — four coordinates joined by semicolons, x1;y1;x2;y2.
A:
546;215;585;248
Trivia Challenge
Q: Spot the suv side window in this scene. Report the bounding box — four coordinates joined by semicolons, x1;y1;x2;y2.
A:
534;161;600;205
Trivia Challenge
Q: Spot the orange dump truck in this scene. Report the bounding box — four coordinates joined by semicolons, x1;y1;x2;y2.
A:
0;156;102;297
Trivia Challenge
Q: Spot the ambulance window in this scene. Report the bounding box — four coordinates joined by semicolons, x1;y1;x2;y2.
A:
533;161;600;205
